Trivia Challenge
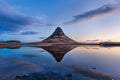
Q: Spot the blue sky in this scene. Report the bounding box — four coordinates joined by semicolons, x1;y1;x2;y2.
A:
0;0;120;42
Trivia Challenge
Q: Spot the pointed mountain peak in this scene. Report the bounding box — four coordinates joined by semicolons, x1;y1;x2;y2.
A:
56;26;61;29
51;27;65;36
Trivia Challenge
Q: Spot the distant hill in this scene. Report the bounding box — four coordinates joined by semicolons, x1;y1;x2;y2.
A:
0;40;21;44
100;42;120;46
0;40;21;48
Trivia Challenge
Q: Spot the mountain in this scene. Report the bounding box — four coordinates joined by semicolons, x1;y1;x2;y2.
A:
41;27;77;44
100;42;120;46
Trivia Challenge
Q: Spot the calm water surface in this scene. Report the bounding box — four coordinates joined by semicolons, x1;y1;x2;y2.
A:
0;45;120;80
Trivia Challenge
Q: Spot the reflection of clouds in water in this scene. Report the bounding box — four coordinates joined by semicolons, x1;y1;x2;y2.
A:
0;46;120;80
40;50;45;52
0;56;97;80
15;64;93;80
0;57;44;80
28;71;85;80
64;64;119;80
22;54;38;58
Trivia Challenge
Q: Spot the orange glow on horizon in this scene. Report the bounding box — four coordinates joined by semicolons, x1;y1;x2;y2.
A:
74;38;120;43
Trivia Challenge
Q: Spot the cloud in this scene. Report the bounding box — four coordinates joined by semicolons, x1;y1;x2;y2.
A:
20;31;39;35
45;23;56;26
64;4;118;24
0;0;41;34
84;40;101;43
108;0;120;4
39;37;46;39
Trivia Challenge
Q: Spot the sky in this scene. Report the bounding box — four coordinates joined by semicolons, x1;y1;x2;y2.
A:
0;0;120;42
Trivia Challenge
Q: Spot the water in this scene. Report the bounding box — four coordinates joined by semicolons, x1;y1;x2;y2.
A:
0;45;120;80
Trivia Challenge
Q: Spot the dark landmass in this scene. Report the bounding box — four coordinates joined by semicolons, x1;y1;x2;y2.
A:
0;40;21;45
0;40;22;49
100;42;120;47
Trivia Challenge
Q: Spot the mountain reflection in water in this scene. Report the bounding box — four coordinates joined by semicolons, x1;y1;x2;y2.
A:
0;45;120;80
38;45;77;62
0;45;78;62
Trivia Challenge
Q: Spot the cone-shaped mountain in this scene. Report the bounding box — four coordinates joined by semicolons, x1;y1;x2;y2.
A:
41;27;77;44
